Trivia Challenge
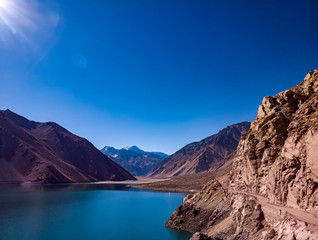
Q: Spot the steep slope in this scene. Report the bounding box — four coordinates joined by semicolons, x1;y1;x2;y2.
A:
101;145;168;176
231;70;318;213
166;70;318;239
0;110;136;183
148;122;250;178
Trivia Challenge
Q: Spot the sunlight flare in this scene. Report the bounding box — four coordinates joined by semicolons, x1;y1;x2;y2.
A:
0;0;10;9
0;0;17;34
0;0;60;47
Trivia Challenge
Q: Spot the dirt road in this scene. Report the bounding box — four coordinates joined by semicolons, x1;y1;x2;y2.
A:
233;191;318;226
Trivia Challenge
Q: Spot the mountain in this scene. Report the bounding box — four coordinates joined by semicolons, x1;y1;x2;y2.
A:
166;70;318;239
0;110;136;183
124;146;144;154
100;145;168;176
148;122;250;178
126;145;169;159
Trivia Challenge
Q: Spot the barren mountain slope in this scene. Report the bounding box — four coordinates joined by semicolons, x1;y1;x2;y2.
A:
148;122;250;178
0;110;136;183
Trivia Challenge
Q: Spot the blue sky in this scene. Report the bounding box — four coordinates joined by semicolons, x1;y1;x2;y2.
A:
0;0;317;154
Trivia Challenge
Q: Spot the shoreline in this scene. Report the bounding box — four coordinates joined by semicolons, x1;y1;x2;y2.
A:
133;166;231;193
91;177;168;185
0;177;169;186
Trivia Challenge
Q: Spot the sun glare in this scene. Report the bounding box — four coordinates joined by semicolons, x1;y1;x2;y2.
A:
0;0;60;68
0;0;9;9
0;0;18;34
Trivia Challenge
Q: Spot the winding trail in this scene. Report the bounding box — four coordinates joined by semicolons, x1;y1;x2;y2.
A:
233;191;318;226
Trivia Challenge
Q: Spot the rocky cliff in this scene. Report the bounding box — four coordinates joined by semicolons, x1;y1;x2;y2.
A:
231;70;318;214
148;122;250;178
0;110;136;183
166;70;318;239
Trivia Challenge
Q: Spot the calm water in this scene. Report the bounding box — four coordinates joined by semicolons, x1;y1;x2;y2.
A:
0;183;191;240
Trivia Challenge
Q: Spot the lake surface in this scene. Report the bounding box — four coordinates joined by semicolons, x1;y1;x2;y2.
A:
0;183;191;240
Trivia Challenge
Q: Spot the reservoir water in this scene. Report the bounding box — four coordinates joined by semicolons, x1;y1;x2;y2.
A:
0;183;191;240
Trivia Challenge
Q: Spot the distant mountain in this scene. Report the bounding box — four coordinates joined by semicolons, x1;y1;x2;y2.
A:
125;145;169;159
0;109;136;183
124;146;144;154
101;145;169;176
148;122;250;178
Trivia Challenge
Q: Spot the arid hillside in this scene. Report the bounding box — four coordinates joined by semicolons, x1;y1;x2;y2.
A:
0;110;136;183
148;122;250;178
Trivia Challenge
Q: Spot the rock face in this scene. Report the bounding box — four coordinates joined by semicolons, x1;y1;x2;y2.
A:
231;70;318;213
166;179;232;234
0;110;136;183
100;145;168;176
166;70;318;239
148;122;250;178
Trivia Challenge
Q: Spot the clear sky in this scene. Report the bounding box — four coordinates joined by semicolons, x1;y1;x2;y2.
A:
0;0;317;154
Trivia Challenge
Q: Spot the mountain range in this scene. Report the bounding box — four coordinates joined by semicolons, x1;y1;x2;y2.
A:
148;121;250;178
101;145;168;176
0;110;135;183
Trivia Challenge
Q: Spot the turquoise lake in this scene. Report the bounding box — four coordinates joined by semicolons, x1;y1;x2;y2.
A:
0;184;191;240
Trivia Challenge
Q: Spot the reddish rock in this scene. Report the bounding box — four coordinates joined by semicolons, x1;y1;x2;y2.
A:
0;110;136;183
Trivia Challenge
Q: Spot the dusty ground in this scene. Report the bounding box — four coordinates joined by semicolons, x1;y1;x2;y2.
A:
93;177;166;184
133;166;231;193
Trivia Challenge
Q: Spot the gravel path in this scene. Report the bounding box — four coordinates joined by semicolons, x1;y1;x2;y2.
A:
233;191;318;226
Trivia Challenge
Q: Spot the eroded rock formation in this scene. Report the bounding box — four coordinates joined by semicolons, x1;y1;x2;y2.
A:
166;70;318;239
231;70;318;214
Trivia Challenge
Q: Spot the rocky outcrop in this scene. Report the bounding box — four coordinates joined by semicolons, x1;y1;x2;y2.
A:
231;70;318;214
101;145;168;176
166;70;318;239
149;122;250;178
166;179;232;234
0;109;136;183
